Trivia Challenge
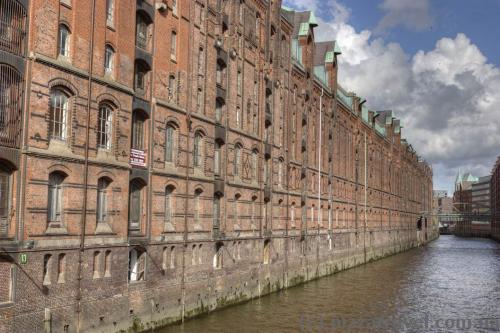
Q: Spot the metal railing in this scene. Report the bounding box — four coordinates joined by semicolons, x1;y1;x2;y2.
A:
0;64;23;148
0;0;27;56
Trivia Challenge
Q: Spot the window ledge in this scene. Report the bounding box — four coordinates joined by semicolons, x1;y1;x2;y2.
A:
95;222;113;234
0;301;14;309
45;225;68;235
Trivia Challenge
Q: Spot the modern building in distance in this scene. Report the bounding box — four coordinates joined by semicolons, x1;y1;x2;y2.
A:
491;157;500;241
433;190;453;214
453;170;478;213
0;0;434;332
471;176;491;214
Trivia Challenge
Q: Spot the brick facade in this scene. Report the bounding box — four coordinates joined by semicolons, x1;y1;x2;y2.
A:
491;157;500;241
0;0;434;332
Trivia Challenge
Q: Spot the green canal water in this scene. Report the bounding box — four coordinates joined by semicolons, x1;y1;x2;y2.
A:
160;235;500;333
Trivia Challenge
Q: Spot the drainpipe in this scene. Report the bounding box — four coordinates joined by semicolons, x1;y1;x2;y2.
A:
76;0;96;331
180;0;196;322
317;88;323;233
18;0;35;246
363;131;367;263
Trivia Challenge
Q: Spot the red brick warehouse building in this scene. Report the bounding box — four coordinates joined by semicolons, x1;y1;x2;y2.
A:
491;157;500;241
0;0;434;332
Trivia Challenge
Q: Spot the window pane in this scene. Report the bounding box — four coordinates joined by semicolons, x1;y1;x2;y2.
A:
50;90;68;140
98;105;112;149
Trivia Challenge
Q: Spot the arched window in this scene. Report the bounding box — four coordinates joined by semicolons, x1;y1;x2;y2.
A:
131;110;146;150
193;131;203;168
236;106;241;128
233;193;240;226
43;254;52;285
97;177;110;224
194;189;202;225
58;24;70;57
164;185;174;227
168;74;176;101
263;239;270;264
57;253;66;283
128;179;144;231
213;242;223;269
191;244;197;266
278;158;284;187
104;45;115;76
48;172;65;224
0;164;11;235
197;87;203;112
104;250;112;277
234;143;242;177
290;202;296;227
165;123;177;164
237;70;242;95
128;248;146;281
198;47;204;73
98;104;113;149
93;251;101;279
50;89;69;140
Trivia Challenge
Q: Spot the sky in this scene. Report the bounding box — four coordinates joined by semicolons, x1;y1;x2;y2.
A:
284;0;500;195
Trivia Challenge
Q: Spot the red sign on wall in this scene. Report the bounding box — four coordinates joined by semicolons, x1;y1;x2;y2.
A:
130;149;146;167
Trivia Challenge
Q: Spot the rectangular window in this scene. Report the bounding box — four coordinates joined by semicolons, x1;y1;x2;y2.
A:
104;250;111;277
237;70;242;95
106;0;114;26
171;31;177;60
213;196;221;229
0;260;13;303
165;126;174;163
197;88;203;112
43;254;51;285
172;0;178;16
97;106;112;149
214;143;221;176
0;171;10;235
129;249;145;281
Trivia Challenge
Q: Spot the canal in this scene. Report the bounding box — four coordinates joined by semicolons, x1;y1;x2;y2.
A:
161;235;500;333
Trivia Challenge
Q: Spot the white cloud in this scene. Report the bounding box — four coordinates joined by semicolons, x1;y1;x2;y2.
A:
284;0;500;193
374;0;434;34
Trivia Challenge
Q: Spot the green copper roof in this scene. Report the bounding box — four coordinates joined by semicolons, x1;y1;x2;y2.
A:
309;12;319;27
298;22;309;36
334;42;342;55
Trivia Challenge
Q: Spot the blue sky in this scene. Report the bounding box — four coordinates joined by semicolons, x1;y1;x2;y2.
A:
284;0;500;195
334;0;500;66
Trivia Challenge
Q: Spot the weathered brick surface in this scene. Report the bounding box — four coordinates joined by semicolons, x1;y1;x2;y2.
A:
0;0;435;332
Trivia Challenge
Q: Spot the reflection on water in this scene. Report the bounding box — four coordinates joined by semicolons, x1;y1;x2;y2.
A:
160;236;500;333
